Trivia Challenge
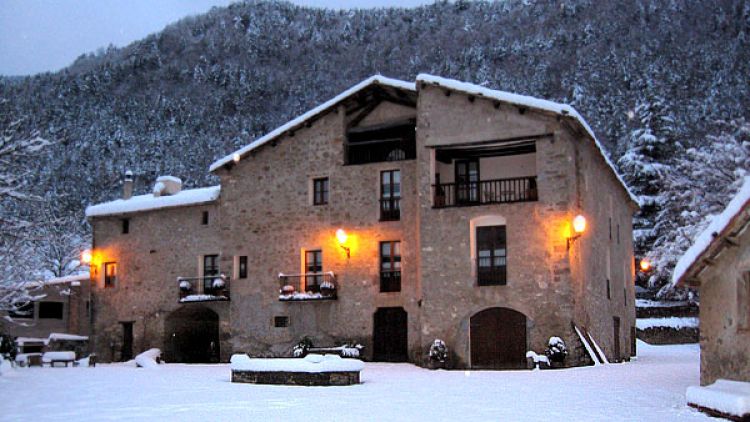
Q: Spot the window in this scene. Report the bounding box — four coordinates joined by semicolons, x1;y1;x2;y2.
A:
202;211;209;225
617;224;621;245
238;256;247;279
38;302;63;319
739;272;750;331
9;302;33;319
313;178;329;205
624;288;628;306
380;170;401;221
274;316;289;328
104;262;117;288
606;279;611;300
203;255;219;291
122;218;129;234
304;250;323;292
609;218;612;240
476;225;507;286
380;241;402;292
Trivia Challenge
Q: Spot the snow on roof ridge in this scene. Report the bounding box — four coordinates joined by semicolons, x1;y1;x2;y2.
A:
85;185;220;217
672;176;750;286
416;74;638;204
209;75;416;172
43;274;90;285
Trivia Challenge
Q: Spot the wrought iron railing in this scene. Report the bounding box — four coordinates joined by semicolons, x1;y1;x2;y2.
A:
379;197;401;221
432;176;538;208
380;270;401;292
177;275;230;302
278;272;337;301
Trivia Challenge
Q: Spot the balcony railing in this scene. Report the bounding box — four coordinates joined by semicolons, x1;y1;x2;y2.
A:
379;197;400;221
279;272;337;301
380;270;401;292
178;275;230;303
432;176;538;208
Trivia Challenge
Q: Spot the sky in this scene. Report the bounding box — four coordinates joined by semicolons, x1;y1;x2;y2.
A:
0;0;433;76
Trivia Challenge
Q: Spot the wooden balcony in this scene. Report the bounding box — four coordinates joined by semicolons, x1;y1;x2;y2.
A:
279;272;337;301
432;176;538;208
178;275;230;303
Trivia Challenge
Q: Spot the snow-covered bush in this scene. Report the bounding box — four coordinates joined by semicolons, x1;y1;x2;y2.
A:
319;280;335;291
339;342;364;358
545;337;568;363
428;339;448;363
292;337;313;357
179;280;191;291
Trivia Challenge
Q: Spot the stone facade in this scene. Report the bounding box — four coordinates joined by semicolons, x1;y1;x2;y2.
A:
86;75;636;369
231;369;360;386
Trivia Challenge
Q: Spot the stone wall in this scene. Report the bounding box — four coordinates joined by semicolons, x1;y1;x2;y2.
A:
698;223;750;385
90;202;231;362
232;369;360;386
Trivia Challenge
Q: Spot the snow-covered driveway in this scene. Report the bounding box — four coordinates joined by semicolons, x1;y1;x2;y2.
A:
0;341;709;421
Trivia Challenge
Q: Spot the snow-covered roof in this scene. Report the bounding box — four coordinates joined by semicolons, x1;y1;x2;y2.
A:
85;186;220;217
672;176;750;286
416;74;638;204
209;75;416;172
42;274;89;286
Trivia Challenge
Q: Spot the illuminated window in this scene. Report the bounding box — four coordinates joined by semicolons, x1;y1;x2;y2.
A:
104;262;117;288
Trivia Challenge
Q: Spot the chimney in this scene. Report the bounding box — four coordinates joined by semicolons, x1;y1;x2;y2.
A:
123;170;134;200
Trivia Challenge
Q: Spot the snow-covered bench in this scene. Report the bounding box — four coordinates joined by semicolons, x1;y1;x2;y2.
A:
230;354;364;386
687;379;750;421
42;351;76;367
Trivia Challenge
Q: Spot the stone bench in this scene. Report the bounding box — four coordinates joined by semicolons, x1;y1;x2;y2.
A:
42;351;76;367
230;354;364;386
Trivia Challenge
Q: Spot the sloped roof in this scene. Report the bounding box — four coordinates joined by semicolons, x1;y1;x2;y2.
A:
416;74;637;204
209;75;417;172
672;177;750;287
85;186;220;217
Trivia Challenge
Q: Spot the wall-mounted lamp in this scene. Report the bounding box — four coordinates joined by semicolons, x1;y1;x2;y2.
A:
336;229;350;259
639;258;651;272
567;215;587;250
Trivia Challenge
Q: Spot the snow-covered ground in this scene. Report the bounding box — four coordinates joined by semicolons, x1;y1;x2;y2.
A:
0;341;709;421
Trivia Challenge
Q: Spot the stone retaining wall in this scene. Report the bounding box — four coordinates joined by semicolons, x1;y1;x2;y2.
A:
232;370;360;386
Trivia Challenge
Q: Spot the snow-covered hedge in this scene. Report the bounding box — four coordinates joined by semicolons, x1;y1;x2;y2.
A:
545;337;568;363
135;348;162;369
428;339;448;363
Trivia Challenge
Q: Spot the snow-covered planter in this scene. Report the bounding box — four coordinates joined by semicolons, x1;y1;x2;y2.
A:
280;284;296;295
545;337;568;364
319;280;336;297
427;339;448;368
211;277;225;289
179;280;192;291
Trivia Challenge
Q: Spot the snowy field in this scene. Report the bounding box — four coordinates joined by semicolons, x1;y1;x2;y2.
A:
0;341;709;422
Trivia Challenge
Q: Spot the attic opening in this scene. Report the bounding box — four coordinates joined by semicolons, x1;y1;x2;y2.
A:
346;119;416;165
342;83;417;166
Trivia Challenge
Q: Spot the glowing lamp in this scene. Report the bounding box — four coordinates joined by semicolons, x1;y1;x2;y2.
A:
336;229;350;258
567;215;587;250
572;215;587;234
232;153;240;163
81;249;92;265
640;259;651;272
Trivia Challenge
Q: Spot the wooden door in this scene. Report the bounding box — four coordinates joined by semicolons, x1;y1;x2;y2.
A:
470;308;527;369
455;158;479;204
613;316;621;362
373;307;408;362
121;321;134;362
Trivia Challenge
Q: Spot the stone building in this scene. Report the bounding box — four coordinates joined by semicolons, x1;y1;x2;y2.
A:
673;177;750;385
85;75;637;368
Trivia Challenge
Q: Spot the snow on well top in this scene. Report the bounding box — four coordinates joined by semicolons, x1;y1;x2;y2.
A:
672;176;750;286
209;75;416;172
416;74;638;204
85;186;220;217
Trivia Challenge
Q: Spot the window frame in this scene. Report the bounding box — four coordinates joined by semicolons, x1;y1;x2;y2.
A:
104;262;118;288
476;225;507;286
312;177;329;206
380;240;402;292
380;169;401;221
238;256;248;279
202;211;209;225
203;254;220;291
304;249;323;292
38;301;64;319
122;218;130;234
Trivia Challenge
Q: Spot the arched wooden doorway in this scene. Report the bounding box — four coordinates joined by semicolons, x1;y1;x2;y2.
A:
373;307;408;362
470;307;527;369
164;306;220;363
